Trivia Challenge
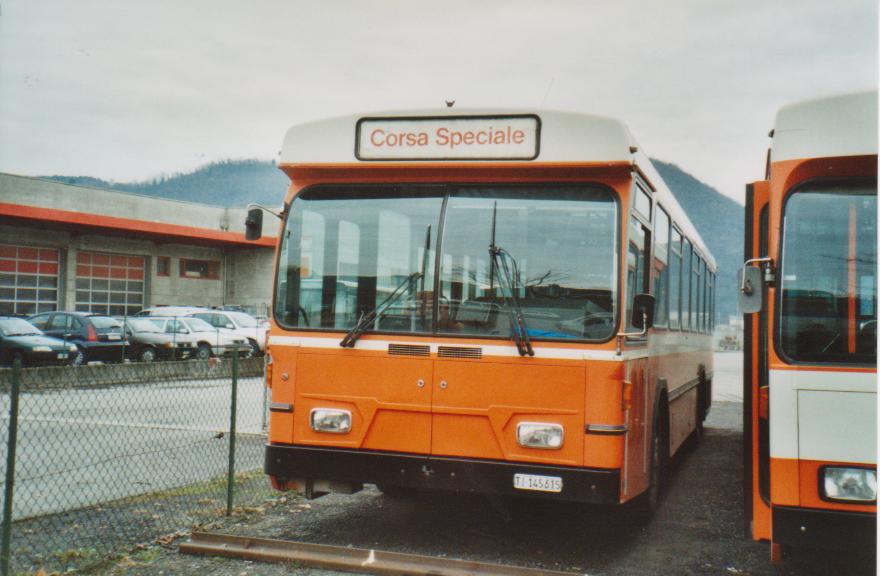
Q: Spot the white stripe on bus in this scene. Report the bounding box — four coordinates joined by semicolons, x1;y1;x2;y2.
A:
769;369;877;463
267;335;646;361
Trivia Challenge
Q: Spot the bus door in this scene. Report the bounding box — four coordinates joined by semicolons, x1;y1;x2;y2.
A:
743;179;771;540
621;205;652;499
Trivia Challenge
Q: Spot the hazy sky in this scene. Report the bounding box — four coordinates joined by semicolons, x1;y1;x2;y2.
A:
0;0;876;203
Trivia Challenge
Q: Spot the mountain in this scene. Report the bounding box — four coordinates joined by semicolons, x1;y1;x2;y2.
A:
45;159;290;208
653;160;743;325
43;158;743;323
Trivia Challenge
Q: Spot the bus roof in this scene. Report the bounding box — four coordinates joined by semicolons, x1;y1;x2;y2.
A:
772;90;877;163
279;108;715;269
280;109;638;164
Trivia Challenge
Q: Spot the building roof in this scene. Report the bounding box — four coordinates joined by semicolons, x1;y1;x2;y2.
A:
0;173;277;249
772;90;878;163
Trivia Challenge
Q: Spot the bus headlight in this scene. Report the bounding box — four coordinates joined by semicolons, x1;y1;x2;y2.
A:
310;409;352;434
822;467;877;502
516;422;564;449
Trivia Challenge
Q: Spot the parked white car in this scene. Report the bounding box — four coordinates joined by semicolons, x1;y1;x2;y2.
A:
145;316;248;360
138;307;267;356
188;310;267;356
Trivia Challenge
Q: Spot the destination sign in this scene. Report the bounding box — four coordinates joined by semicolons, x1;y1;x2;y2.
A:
356;115;540;160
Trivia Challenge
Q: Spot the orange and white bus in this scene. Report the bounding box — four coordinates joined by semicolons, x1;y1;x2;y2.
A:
248;109;716;514
741;91;877;559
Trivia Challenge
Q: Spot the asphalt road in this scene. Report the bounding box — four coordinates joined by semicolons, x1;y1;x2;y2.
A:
712;351;743;403
0;375;268;520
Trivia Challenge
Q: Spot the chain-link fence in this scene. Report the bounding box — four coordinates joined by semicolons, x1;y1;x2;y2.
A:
0;353;271;575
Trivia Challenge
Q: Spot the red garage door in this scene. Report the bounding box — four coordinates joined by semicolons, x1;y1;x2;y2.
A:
75;252;145;316
0;244;60;316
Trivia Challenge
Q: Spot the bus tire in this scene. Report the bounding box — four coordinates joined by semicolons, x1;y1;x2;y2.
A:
694;380;705;441
632;397;669;519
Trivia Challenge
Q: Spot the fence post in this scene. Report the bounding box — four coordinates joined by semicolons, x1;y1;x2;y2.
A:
1;357;23;576
260;362;268;432
225;347;239;516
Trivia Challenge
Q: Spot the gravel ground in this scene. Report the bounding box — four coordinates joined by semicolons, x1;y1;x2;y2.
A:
81;401;875;576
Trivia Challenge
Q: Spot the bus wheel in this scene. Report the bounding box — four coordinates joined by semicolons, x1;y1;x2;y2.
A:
693;385;705;443
633;400;668;519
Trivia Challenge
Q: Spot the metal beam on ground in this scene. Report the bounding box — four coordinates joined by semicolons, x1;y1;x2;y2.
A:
180;531;577;576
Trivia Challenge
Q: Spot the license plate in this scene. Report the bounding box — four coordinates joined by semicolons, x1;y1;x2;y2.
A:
57;353;68;359
513;473;562;493
106;334;121;340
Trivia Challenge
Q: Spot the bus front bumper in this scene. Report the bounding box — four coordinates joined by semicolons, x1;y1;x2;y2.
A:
265;444;620;504
773;506;876;550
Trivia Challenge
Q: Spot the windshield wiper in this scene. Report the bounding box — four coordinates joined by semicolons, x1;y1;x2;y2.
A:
487;201;533;357
340;271;423;348
489;244;534;357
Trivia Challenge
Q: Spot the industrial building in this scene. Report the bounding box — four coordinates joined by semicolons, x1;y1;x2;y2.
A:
0;173;278;317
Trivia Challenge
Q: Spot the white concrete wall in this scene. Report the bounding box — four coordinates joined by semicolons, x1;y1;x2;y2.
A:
225;249;275;314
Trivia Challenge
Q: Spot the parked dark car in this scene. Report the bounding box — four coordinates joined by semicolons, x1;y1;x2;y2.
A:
118;317;196;362
27;312;127;366
0;316;78;367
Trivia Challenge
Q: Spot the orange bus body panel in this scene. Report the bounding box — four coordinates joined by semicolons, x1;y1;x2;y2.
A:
747;149;877;550
797;459;877;513
764;155;877;371
747;179;772;542
292;350;433;453
264;155;714;507
431;359;586;465
583;361;626;470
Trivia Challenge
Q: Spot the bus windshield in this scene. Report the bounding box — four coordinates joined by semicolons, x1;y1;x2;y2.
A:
778;183;877;364
275;184;618;342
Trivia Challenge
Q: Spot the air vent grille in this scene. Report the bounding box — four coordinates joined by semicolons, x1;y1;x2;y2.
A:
437;346;482;359
388;344;430;357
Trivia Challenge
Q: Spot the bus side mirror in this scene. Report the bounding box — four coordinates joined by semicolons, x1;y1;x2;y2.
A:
631;293;655;329
245;207;263;241
738;266;763;313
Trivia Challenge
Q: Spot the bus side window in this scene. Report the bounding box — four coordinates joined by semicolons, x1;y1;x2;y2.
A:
626;216;651;333
653;207;670;327
695;258;701;332
669;227;682;329
682;239;692;331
